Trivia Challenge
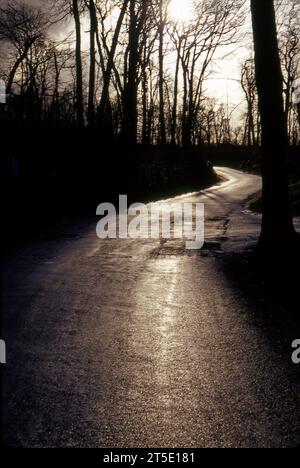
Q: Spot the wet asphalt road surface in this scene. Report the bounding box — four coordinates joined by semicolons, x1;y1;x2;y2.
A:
1;168;300;448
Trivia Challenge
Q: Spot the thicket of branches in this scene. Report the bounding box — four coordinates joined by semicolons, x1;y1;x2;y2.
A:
0;0;299;147
241;0;300;147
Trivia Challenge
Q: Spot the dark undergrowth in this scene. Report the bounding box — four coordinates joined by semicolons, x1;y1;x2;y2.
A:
1;122;218;249
219;247;300;360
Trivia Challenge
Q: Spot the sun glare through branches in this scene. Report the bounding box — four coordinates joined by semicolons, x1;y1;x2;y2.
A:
169;0;195;23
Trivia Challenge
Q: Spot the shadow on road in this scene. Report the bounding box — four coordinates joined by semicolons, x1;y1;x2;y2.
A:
218;249;300;358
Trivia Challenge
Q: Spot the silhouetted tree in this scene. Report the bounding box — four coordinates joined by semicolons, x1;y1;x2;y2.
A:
121;0;149;145
157;0;168;145
86;0;97;126
0;1;46;96
241;59;258;146
97;0;129;132
72;0;84;126
278;0;300;140
169;0;245;148
250;0;297;250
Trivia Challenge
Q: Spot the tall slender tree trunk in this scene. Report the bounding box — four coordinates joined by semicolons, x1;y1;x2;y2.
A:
141;44;149;145
122;0;140;146
148;69;155;144
181;65;188;148
171;41;181;146
247;101;255;146
250;0;296;249
185;70;195;148
158;0;166;146
98;0;129;120
88;0;97;127
72;0;84;127
52;51;61;121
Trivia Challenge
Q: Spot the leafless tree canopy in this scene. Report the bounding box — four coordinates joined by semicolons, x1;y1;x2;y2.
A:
0;0;299;145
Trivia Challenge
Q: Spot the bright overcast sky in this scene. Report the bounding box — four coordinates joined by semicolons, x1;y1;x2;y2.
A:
3;0;253;124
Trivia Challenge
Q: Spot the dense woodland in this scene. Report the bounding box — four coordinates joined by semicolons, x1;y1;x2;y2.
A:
0;0;299;244
0;0;299;145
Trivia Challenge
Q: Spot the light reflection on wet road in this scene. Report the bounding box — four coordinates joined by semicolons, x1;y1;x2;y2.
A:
2;168;300;448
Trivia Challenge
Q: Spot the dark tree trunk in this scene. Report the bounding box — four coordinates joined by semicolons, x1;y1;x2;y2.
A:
158;0;166;146
52;50;60;120
171;41;181;146
72;0;84;127
7;55;27;96
141;44;149;145
248;101;255;146
6;39;36;95
185;73;194;148
88;0;97;127
181;65;188;148
98;0;129;122
250;0;296;250
121;0;140;146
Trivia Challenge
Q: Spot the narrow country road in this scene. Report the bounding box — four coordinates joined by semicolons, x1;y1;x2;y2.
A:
2;168;300;448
